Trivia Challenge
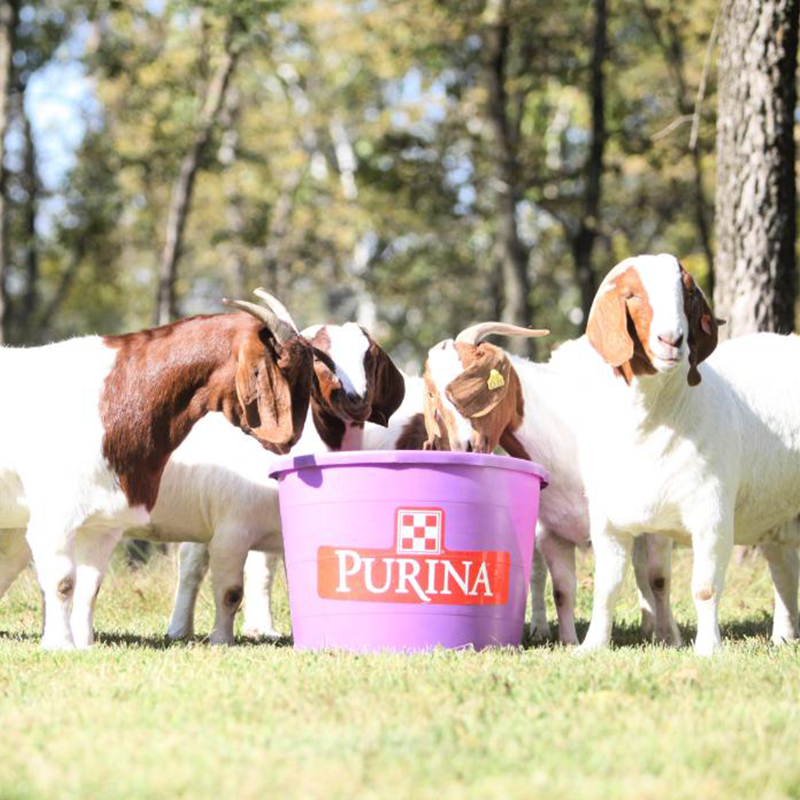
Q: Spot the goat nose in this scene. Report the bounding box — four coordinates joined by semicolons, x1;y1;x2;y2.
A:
343;393;369;418
658;332;684;349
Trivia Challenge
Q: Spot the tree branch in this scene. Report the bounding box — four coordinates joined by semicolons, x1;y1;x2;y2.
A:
154;19;243;325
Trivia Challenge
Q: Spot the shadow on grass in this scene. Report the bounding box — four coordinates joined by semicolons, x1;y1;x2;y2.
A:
94;630;295;650
0;628;294;650
522;613;777;650
0;617;780;652
0;629;40;643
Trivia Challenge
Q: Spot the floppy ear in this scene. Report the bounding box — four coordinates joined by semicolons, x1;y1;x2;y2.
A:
587;285;634;367
422;375;444;450
235;334;310;448
368;342;406;426
683;273;720;387
311;350;341;405
446;344;511;419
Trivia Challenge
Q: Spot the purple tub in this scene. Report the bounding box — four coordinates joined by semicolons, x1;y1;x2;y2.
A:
268;451;548;652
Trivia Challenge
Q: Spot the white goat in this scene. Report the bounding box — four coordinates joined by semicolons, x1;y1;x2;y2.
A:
423;323;681;645
577;254;800;654
0;295;314;649
237;373;426;639
157;313;420;644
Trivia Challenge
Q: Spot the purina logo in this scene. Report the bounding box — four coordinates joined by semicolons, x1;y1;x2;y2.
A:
317;507;510;605
396;509;443;555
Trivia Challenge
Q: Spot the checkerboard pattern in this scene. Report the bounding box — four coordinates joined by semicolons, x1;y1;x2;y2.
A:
396;509;443;555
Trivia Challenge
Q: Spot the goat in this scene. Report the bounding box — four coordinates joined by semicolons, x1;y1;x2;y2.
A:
576;254;800;654
0;295;313;649
157;303;413;643
234;373;426;640
422;323;681;645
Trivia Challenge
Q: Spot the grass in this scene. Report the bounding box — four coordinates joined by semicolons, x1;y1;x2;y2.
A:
0;548;798;800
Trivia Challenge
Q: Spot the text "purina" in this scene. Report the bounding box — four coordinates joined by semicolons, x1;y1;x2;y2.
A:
317;547;511;605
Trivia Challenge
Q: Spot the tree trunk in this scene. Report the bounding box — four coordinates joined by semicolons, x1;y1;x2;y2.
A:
20;98;39;340
641;0;716;286
573;0;606;327
154;31;240;326
0;0;18;345
483;0;533;356
714;0;799;337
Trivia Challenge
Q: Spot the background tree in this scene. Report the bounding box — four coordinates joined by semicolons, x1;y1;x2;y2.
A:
154;8;247;325
0;0;18;343
0;0;730;364
714;0;799;336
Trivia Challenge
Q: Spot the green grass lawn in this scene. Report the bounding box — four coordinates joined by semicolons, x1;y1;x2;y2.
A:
0;548;798;800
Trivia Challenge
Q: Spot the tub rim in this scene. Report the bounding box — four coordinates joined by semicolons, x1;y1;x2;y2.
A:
268;449;549;488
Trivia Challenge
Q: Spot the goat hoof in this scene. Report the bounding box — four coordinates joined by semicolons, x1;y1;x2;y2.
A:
693;638;721;657
528;622;552;643
40;637;77;652
208;631;235;646
243;626;281;640
166;626;194;641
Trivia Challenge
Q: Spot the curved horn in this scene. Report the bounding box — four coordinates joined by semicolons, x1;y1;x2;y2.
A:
455;322;550;345
252;287;301;333
221;298;297;345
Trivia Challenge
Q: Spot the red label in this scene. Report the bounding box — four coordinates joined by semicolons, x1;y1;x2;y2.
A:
317;507;510;605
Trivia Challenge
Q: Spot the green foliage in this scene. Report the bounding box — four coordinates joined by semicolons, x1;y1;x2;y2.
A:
3;0;724;358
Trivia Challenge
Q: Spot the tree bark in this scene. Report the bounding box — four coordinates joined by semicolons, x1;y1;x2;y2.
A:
483;0;533;356
20;98;39;340
714;0;799;336
641;0;716;288
572;0;606;327
154;27;240;326
0;0;18;344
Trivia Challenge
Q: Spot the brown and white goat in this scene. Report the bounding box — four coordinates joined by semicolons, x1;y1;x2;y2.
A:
155;301;410;644
578;255;799;654
422;319;682;645
0;297;313;649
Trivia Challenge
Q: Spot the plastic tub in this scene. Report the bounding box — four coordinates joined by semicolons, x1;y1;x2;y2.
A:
268;450;548;652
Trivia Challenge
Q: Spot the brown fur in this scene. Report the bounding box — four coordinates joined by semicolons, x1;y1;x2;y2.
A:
395;413;427;450
422;371;452;450
587;263;719;386
423;342;526;456
100;313;313;511
307;327;406;449
587;266;657;384
362;330;406;426
680;265;720;386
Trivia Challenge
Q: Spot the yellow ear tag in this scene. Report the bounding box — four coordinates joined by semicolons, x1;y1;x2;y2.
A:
487;369;505;390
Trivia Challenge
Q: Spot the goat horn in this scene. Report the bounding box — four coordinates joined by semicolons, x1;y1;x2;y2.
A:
455;322;550;345
252;287;301;333
221;298;297;345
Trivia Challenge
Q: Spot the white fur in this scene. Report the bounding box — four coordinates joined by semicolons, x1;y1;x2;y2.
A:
577;255;800;654
599;255;688;371
425;333;680;645
426;341;478;450
158;330;421;645
329;322;371;396
0;338;145;649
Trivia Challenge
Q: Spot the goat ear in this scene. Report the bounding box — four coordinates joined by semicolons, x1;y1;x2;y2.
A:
236;334;311;449
312;353;341;403
446;344;511;419
368;341;405;426
587;285;634;367
682;272;719;387
421;378;444;449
